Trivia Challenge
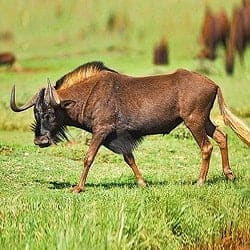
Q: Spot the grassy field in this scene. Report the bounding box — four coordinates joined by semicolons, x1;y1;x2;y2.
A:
0;0;250;249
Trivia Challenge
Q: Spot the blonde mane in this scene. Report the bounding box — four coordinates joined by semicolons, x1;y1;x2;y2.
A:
55;61;117;90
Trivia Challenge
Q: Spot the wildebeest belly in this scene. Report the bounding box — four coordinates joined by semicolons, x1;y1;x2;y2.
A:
103;116;183;154
123;104;183;135
137;116;184;135
103;87;183;153
103;130;143;154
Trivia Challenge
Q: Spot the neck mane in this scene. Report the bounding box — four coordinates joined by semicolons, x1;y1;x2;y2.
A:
55;61;117;90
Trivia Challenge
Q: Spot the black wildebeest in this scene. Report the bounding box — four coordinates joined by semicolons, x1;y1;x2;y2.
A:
10;62;250;193
225;1;250;74
198;7;230;60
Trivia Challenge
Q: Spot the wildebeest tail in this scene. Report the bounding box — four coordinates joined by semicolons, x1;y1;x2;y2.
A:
217;87;250;146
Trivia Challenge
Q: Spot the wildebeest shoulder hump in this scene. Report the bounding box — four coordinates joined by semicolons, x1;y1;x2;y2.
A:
55;61;118;90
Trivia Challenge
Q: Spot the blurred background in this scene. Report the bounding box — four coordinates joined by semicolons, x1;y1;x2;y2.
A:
0;0;247;69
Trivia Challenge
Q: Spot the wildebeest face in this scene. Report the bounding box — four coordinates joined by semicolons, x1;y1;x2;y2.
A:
10;82;68;148
32;89;59;147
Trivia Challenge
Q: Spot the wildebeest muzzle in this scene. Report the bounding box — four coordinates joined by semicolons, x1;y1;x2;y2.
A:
34;135;52;148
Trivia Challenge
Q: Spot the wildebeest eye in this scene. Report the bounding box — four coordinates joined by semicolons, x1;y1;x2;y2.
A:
47;107;53;112
49;115;55;122
43;113;55;122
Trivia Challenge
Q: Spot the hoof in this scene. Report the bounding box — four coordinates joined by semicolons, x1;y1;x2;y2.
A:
197;179;205;187
137;179;146;187
226;172;236;181
71;185;84;193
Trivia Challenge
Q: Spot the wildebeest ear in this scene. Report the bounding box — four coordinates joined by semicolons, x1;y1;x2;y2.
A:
60;100;76;109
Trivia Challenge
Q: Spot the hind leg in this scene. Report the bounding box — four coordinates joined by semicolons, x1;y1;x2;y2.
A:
185;120;213;185
123;153;146;187
206;121;236;180
197;137;213;185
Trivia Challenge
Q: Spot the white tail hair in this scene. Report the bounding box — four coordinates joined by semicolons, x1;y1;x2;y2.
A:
217;87;250;146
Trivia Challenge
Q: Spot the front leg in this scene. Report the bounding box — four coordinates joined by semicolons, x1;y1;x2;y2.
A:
71;130;108;193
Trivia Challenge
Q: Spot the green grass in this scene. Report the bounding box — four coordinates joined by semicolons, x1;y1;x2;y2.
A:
0;0;250;249
0;129;250;249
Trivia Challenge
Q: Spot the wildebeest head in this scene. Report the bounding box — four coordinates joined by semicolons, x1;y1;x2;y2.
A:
10;81;70;147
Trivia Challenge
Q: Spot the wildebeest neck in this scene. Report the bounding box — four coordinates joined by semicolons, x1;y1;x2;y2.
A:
56;77;106;130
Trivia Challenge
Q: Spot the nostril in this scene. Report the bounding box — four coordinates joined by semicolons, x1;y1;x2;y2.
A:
34;136;50;145
40;136;49;144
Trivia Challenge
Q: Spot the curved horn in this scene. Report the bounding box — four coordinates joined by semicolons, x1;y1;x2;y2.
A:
45;79;60;106
10;85;38;112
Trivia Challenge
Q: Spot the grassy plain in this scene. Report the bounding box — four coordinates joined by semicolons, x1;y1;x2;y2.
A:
0;0;250;249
